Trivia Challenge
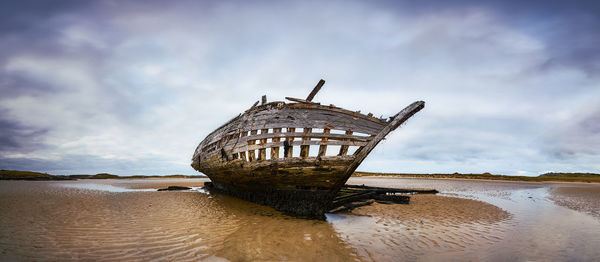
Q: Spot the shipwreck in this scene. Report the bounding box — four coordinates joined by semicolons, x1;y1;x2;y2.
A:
191;80;424;217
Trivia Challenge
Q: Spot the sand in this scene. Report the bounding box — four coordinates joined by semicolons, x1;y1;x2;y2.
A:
353;194;510;223
1;178;599;261
549;186;600;218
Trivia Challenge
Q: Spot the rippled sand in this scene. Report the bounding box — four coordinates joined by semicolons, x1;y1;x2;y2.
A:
549;185;600;218
0;180;356;261
1;178;599;261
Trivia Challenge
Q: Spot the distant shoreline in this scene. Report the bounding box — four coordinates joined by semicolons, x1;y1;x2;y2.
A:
2;169;598;183
0;170;206;181
352;172;600;184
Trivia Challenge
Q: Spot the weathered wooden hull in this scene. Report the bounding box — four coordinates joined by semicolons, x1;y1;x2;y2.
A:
199;158;352;217
192;96;424;217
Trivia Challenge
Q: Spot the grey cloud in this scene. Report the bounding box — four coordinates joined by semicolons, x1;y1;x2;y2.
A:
0;154;187;176
0;0;88;33
0;0;598;175
376;0;600;76
549;104;600;157
0;112;48;152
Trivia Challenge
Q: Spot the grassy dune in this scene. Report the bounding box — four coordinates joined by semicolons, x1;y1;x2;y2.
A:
0;170;72;180
353;172;600;183
68;174;203;179
0;170;205;180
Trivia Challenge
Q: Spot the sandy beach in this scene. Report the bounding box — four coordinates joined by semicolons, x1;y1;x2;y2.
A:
1;177;599;261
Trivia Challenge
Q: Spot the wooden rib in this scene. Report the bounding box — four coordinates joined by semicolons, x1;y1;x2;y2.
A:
239;131;247;161
284;128;295;158
333;101;425;191
271;128;281;159
338;130;352;156
196;104;386;148
248;130;257;161
300;128;311;158
258;129;268;160
232;140;367;154
244;108;384;135
318;128;330;157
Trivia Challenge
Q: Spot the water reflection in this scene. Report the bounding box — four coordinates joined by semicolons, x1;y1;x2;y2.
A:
202;193;360;261
59;183;156;192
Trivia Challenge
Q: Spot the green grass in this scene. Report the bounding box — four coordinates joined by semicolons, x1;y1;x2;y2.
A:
1;170;205;180
352;172;600;183
66;174;204;179
0;170;68;180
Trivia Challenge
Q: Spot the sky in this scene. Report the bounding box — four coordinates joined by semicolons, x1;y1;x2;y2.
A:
1;0;599;176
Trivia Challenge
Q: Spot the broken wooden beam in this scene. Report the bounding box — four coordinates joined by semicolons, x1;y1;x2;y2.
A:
306;79;325;101
285;97;320;104
326;184;437;213
343;184;439;194
249;100;259;110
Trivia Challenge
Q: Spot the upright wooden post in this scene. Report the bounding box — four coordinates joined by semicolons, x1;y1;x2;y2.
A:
300;128;311;158
285;128;295;158
271;128;281;159
248;130;257;161
239;131;247;161
318;128;330;157
338;130;353;156
258;129;268;160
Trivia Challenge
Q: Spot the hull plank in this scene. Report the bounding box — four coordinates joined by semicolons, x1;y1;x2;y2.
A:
191;87;425;217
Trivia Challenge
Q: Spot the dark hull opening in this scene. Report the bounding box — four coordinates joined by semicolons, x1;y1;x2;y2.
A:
204;182;337;218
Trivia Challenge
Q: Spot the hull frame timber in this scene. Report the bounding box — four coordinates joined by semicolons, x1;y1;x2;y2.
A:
192;91;424;217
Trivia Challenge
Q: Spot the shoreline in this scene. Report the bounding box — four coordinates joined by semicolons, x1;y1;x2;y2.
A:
352;173;600;184
2;169;598;184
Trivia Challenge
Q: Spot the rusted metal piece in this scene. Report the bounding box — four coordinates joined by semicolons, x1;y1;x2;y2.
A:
191;80;424;218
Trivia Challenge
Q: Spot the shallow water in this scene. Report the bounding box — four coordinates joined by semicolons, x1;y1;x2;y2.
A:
0;178;598;261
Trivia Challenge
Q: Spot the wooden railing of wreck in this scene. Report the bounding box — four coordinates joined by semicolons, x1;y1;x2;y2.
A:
195;79;394;163
198;99;424;165
199;126;375;163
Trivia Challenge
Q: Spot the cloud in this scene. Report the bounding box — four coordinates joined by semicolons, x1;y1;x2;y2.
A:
0;0;598;175
0;112;48;153
548;103;600;157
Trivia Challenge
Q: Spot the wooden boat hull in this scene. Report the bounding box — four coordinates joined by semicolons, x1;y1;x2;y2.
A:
200;157;353;217
192;91;424;217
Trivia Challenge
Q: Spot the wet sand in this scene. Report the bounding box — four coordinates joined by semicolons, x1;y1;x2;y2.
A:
549;186;600;218
1;178;599;261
